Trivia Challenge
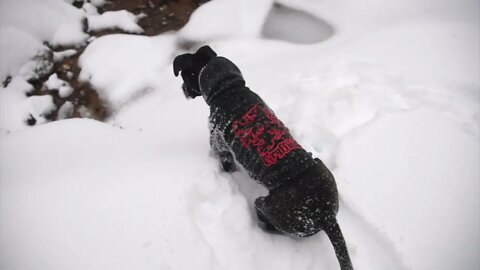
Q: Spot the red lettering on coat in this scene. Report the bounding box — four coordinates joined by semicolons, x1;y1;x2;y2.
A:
231;104;300;166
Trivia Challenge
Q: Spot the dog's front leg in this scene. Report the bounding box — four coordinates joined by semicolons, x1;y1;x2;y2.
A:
210;128;236;172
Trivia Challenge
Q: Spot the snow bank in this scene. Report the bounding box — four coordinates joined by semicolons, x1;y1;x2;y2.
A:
0;77;34;131
45;73;74;98
336;108;479;270
0;27;45;82
177;0;273;45
78;34;177;111
57;101;74;120
0;119;214;270
0;0;87;46
0;76;57;131
87;10;143;34
261;3;334;44
0;0;87;80
276;0;480;82
53;49;77;62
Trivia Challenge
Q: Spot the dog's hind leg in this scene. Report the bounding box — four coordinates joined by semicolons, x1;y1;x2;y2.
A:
255;202;282;234
210;129;236;172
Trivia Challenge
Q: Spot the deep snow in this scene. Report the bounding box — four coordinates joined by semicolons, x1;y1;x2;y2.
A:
1;0;479;269
0;0;87;80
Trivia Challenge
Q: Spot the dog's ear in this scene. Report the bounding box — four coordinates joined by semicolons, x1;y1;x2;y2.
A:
173;54;194;76
195;45;217;63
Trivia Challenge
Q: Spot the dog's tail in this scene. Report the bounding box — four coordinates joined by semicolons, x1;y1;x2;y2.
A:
324;215;354;270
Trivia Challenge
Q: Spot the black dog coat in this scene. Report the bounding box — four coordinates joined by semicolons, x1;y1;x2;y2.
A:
205;59;316;190
174;48;353;269
201;56;337;233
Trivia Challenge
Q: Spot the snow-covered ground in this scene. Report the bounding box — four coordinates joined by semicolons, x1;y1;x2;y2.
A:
1;0;479;269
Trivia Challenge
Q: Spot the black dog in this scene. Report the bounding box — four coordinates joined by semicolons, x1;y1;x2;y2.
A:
174;46;353;270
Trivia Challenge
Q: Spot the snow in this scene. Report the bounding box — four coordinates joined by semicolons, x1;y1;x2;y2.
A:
336;108;479;269
24;95;57;124
177;0;273;45
0;0;87;46
57;101;74;120
0;76;56;131
87;10;144;34
0;27;45;82
53;49;77;62
45;73;74;98
0;119;214;270
78;34;176;110
0;0;87;81
1;0;479;269
82;2;99;16
89;0;107;7
261;4;334;44
0;77;34;131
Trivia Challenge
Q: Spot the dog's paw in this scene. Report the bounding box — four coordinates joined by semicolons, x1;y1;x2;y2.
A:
257;220;284;235
255;208;283;235
219;152;236;172
221;159;235;172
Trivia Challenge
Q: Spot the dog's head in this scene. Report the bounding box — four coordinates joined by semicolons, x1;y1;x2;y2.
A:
255;160;339;237
173;46;217;99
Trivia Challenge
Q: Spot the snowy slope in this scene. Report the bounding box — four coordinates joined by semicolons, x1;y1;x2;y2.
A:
1;0;479;269
0;0;87;80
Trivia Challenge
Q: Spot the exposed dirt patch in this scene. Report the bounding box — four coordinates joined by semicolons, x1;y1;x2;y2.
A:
27;48;107;121
23;0;208;125
102;0;208;36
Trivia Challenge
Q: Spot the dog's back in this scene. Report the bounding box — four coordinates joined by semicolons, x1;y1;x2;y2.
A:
201;57;317;189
